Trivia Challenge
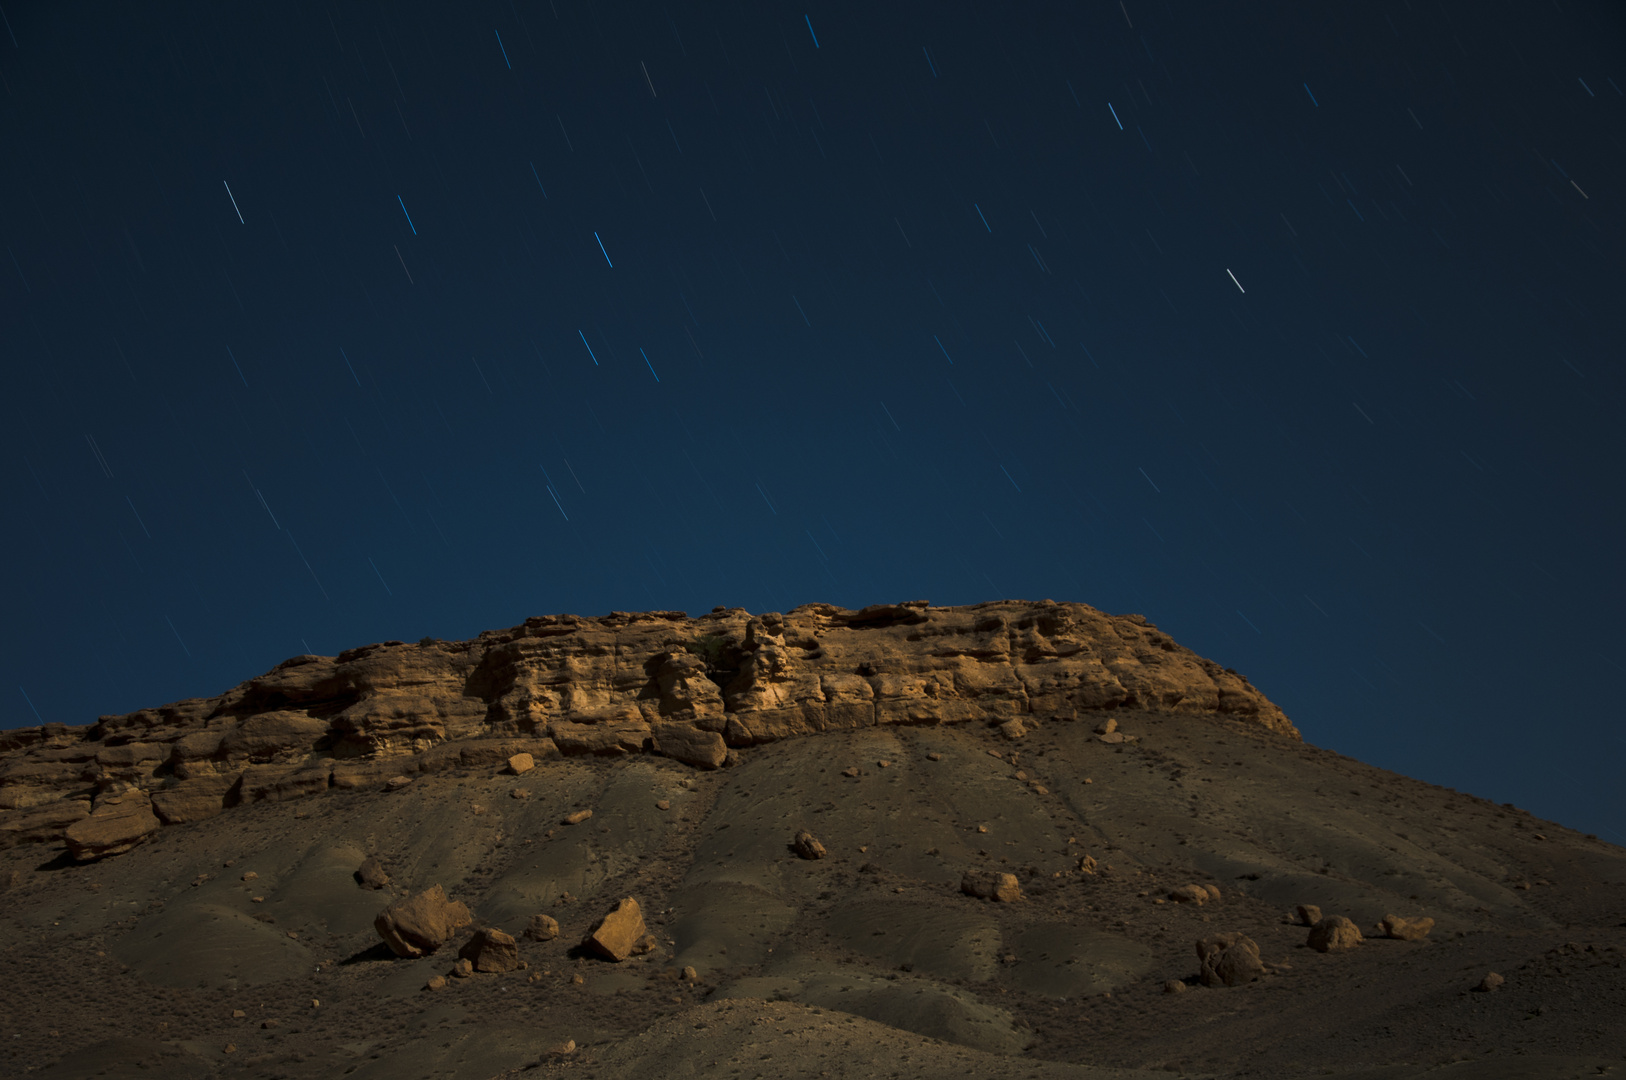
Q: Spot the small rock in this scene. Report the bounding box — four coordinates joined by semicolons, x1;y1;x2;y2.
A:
1098;731;1126;744
426;975;447;991
1083;777;1093;784
386;775;414;790
1168;884;1209;905
961;870;1024;903
1201;884;1222;903
632;932;658;956
999;719;1027;740
583;897;649;962
355;857;390;890
452;958;474;978
1163;979;1187;994
510;788;531;800
241;871;258;882
1031;784;1049;795
508;752;535;775
231;1010;246;1019
571;973;585;984
523;914;560;942
926;752;942;761
1477;971;1505;992
1307;915;1363;953
986;749;1004;759
261;1019;279;1029
792;830;827;860
1095;718;1119;735
1379;914;1435;941
655;799;670;810
841;766;861;778
459;927;522;973
1195;932;1265;987
681;965;698;982
551;1040;577;1055
563;809;593;825
1294;904;1322;926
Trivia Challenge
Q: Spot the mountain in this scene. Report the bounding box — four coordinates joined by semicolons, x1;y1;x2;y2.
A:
2;599;1621;1079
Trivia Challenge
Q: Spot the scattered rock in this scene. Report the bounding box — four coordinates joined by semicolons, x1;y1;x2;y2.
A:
1201;884;1222;903
373;885;474;958
524;914;560;942
1078;855;1098;874
841;766;861;778
63;790;161;861
792;830;827;860
1168;884;1209;905
1195;932;1265;987
563;809;593;825
1163;979;1187;994
999;719;1027;740
386;776;414;791
681;965;698;982
550;1040;577;1055
1379;914;1435;941
354;857;390;890
583;897;649;961
1477;971;1505;992
1095;718;1118;735
452;958;474;978
653;725;728;770
459;927;521;973
1098;731;1126;744
241;871;258;881
510;788;530;799
425;975;447;991
961;870;1024;902
507;752;535;775
1307;915;1363;953
1294;904;1322;926
655;798;670;810
926;752;941;761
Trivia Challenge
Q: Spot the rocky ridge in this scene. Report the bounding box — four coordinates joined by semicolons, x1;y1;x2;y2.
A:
0;599;1292;860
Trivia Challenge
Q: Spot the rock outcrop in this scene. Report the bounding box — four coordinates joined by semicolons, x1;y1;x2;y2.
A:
374;885;474;958
0;600;1295;858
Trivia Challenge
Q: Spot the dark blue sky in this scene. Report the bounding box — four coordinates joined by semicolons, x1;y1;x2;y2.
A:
3;2;1622;842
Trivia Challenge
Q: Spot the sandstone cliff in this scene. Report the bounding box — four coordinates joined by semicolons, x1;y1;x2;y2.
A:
0;599;1292;857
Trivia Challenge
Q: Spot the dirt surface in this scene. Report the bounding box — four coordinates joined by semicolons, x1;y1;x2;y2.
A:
4;709;1624;1079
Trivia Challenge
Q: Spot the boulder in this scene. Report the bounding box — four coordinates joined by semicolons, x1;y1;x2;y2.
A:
1201;883;1222;903
149;774;240;825
1077;854;1098;873
999;719;1027;741
459;927;521;973
63;789;160;861
1307;915;1363;953
507;753;535;775
582;897;649;961
1095;718;1118;735
961;870;1024;902
1168;884;1209;905
792;830;826;860
653;725;728;770
1295;904;1322;926
1195;932;1265;987
373;885;474;958
523;914;560;942
1379;914;1434;941
1098;731;1126;744
563;809;593;825
354;856;390;890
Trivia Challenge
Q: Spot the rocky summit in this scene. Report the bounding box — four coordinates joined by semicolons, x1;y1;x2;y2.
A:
0;598;1622;1080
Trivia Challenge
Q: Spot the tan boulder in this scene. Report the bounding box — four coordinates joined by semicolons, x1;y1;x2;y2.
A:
792;830;826;860
998;719;1027;740
64;789;160;861
1201;883;1222;903
961;870;1024;902
652;725;728;769
1294;904;1322;926
1379;914;1434;941
1195;932;1265;987
1095;718;1118;735
1098;731;1126;744
452;957;474;978
1168;884;1209;905
373;885;474;957
1307;915;1363;953
582;897;649;961
459;927;521;973
523;914;560;942
1163;979;1187;994
563;809;593;825
507;753;535;775
354;856;390;890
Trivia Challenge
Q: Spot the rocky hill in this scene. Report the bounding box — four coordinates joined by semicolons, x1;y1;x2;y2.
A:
1;599;1621;1080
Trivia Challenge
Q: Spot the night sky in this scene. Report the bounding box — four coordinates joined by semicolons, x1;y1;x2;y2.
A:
2;2;1622;842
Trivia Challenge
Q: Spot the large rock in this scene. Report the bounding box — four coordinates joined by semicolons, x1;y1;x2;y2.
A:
1379;914;1435;941
1307;915;1363;953
150;774;240;825
653;725;728;769
961;870;1023;902
792;830;826;860
1168;884;1209;905
355;856;391;890
459;927;521;973
374;885;474;958
523;914;560;942
64;789;160;860
1195;932;1264;987
582;897;649;961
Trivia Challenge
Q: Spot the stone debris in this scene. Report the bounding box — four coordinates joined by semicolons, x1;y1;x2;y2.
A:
459;927;521;973
961;870;1024;902
63;789;161;861
507;753;535;775
681;965;698;982
563;809;593;825
386;776;414;791
792;830;827;860
1195;932;1265;987
1163;979;1187;994
1379;914;1435;941
999;719;1027;740
1078;855;1099;874
655;799;670;810
524;914;560;942
1095;718;1118;735
841;766;861;778
452;958;474;978
583;897;649;961
1477;971;1505;992
1307;915;1363;953
1201;884;1222;903
1294;904;1322;926
653;725;728;770
373;885;474;958
926;752;942;761
1168;884;1210;905
425;975;447;991
354;856;390;890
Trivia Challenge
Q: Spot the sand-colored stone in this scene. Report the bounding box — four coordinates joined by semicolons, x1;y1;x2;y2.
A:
354;856;390;890
961;870;1023;902
373;885;473;957
1195;932;1265;987
64;790;160;861
1478;971;1505;991
459;927;521;973
524;914;559;942
1294;904;1322;926
583;897;649;961
1168;884;1209;904
1307;915;1363;953
792;830;826;860
653;725;728;769
1379;914;1435;941
507;752;535;775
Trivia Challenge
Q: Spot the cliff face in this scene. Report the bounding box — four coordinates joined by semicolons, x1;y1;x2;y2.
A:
0;599;1292;857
